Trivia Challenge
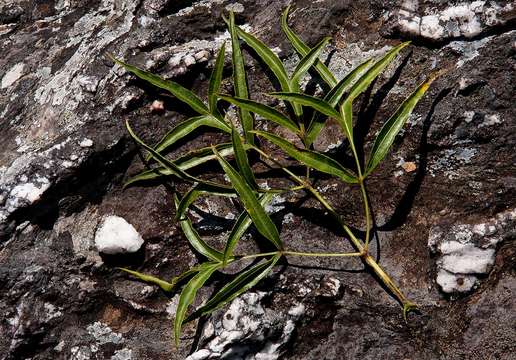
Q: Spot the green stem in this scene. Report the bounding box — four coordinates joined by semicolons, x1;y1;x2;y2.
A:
237;251;279;260
237;250;361;260
348;141;371;250
251;145;364;252
283;250;361;257
359;179;371;249
251;144;415;315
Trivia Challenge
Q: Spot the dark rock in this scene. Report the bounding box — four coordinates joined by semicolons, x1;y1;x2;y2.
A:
0;0;515;359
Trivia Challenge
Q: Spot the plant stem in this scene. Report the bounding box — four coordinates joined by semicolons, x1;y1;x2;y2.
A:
251;144;414;314
238;251;280;260
237;250;361;260
348;141;372;250
358;179;371;249
283;250;362;257
362;253;417;316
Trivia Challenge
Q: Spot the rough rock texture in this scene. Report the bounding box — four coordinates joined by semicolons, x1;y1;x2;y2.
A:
1;0;515;359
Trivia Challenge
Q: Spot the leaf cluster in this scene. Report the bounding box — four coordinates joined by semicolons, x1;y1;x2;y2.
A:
112;6;438;346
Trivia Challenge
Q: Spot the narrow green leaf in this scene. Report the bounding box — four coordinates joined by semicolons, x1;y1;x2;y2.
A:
119;266;203;294
337;42;410;142
175;262;222;347
229;11;254;144
223;193;274;265
339;99;354;141
185;254;281;322
306;58;373;145
288;36;330;118
169;266;205;289
175;184;237;221
235;26;290;92
366;74;437;176
126;120;232;191
325;58;374;107
219;95;299;134
213;147;283;250
281;5;337;87
151;115;231;156
124;143;238;188
174;143;240;170
119;268;174;292
291;37;331;88
270;93;340;119
173;194;225;261
123;168;170;188
252;130;357;183
232;126;257;188
110;56;209;115
345;42;410;103
208;43;226;113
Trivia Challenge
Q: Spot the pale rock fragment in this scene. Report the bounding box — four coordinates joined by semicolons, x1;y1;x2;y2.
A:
95;216;144;254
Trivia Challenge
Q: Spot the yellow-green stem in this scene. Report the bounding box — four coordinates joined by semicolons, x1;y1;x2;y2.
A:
251;144;414;313
348;141;371;250
251;145;364;252
363;254;417;319
238;250;361;260
359;179;371;249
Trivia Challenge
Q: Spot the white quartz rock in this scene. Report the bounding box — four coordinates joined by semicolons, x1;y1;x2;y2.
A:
94;216;143;254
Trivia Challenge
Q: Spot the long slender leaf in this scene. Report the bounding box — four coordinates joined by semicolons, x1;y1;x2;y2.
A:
124;167;172;188
338;42;410;142
175;184;237;221
173;194;225;261
213;147;283;249
174;262;222;346
185;254;281;322
229;11;254;144
174;143;241;170
325;58;374;107
232;126;257;188
151;115;231;156
291;37;331;88
235;26;290;92
306;58;373;145
339;99;354;141
219;95;299;134
119;268;174;292
366;74;437;176
252;130;357;183
124;143;238;188
126;120;232;191
345;42;410;103
208;43;226;113
119;265;204;293
223;193;274;265
281;6;337;87
110;56;209;115
270;93;340;119
288;36;330;118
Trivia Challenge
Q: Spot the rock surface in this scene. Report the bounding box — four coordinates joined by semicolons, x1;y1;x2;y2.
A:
1;0;515;359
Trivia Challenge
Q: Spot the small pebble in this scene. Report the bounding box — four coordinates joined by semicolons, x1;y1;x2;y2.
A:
79;138;93;148
150;100;165;113
402;161;417;173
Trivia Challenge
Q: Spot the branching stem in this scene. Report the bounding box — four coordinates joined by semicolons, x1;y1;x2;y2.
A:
250;144;414;312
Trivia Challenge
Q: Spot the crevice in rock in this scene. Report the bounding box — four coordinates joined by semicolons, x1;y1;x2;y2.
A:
4;139;135;237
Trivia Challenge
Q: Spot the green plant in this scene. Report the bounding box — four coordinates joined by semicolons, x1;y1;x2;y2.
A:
111;6;438;347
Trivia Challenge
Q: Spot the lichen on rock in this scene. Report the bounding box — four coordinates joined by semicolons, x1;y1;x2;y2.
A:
429;208;515;294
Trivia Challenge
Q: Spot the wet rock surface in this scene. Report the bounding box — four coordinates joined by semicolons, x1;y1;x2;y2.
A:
1;0;515;359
